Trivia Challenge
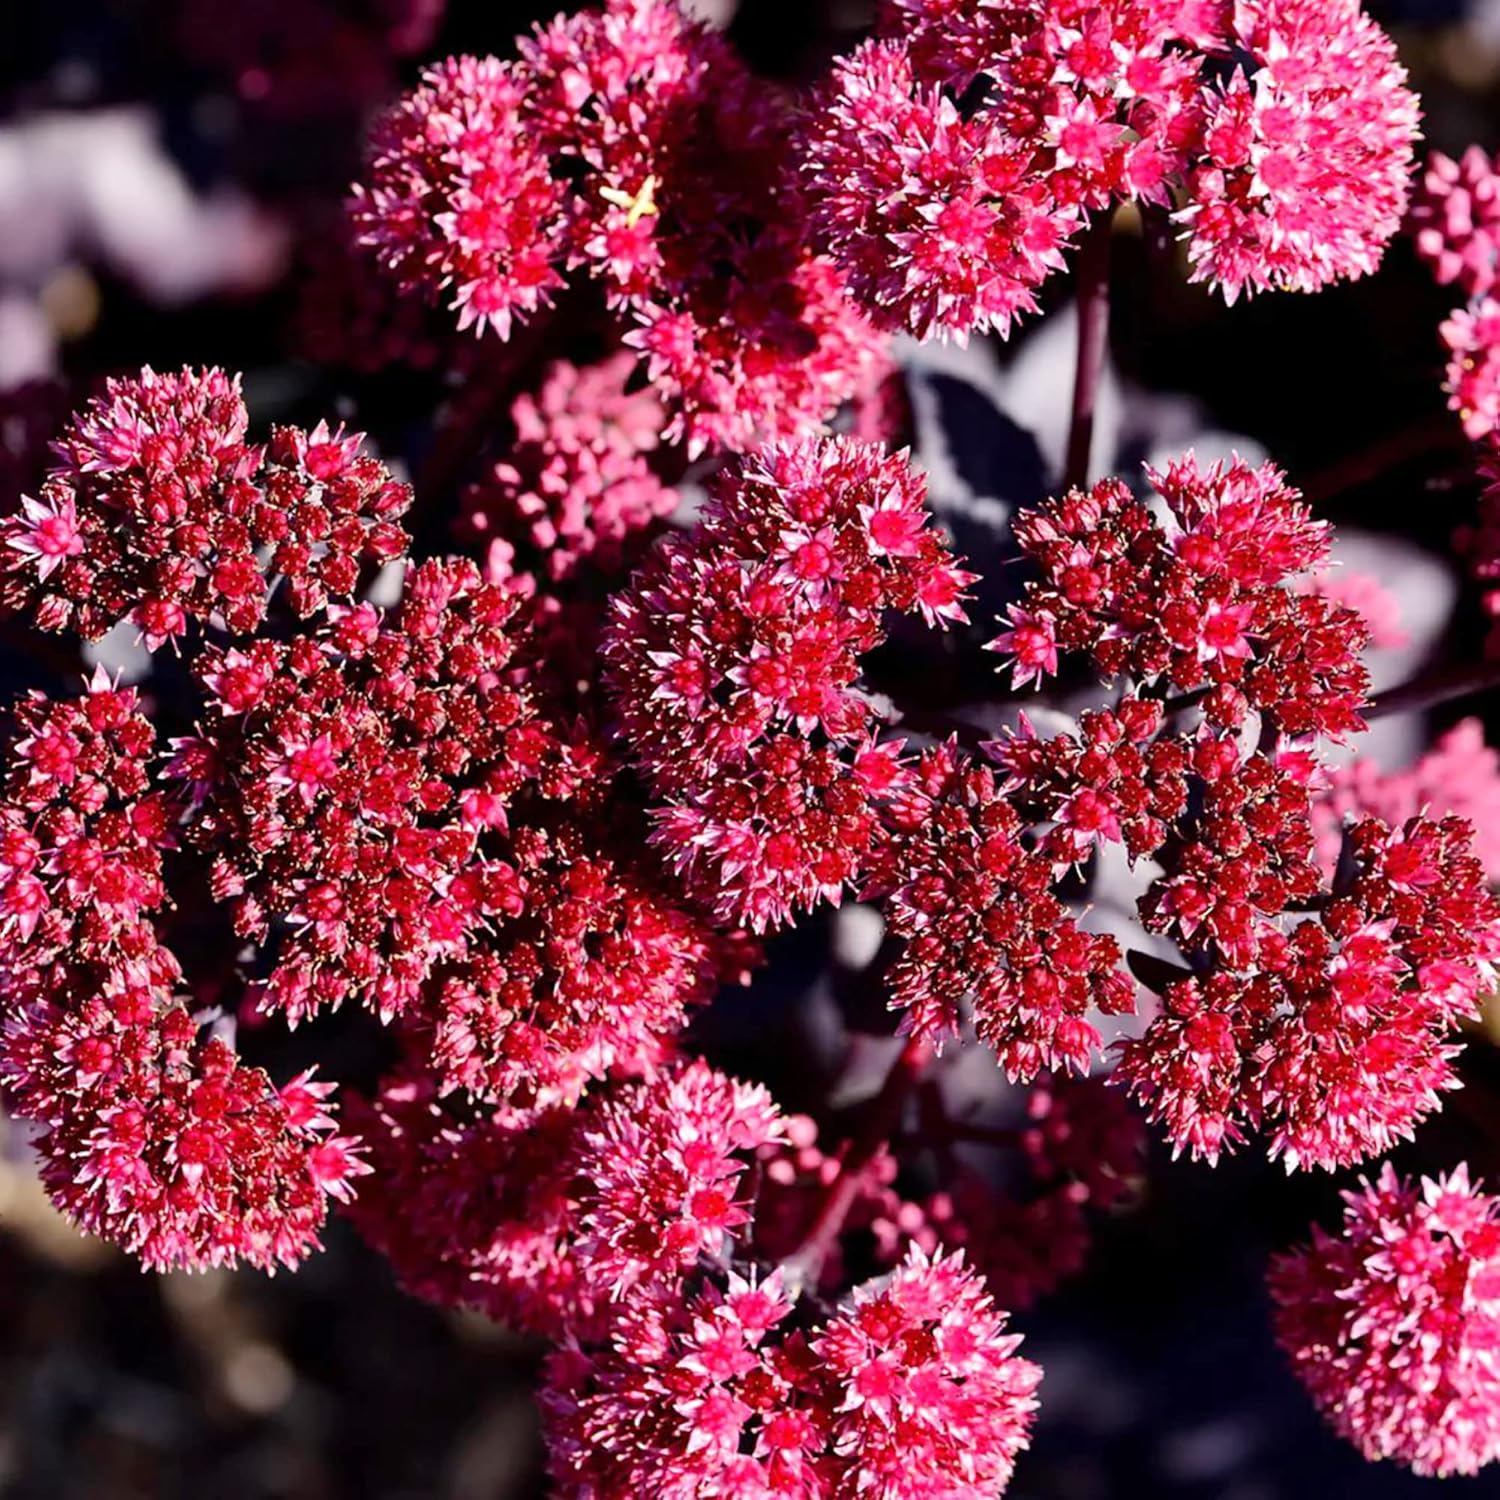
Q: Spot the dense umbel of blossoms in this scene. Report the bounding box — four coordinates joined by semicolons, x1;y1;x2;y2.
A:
974;452;1500;1166
1124;811;1500;1168
352;0;886;453
992;454;1370;738
1270;1165;1500;1476
347;1058;784;1337
542;1246;1041;1497
0;673;366;1270
603;434;972;930
1;367;410;649
456;353;677;585
874;739;1137;1077
797;0;1418;338
174;555;720;1107
171;557;566;1025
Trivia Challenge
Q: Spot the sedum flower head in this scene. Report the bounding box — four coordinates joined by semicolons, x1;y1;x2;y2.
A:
1270;1164;1500;1476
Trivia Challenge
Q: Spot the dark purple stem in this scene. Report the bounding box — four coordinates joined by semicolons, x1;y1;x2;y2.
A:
780;1034;932;1285
1063;215;1113;493
1366;658;1500;721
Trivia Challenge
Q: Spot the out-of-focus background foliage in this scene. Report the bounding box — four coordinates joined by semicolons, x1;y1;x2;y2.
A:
5;1;1500;1496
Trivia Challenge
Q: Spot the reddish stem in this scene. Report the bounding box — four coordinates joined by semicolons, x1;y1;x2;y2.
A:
1300;415;1467;505
780;1034;933;1286
1366;658;1500;721
1063;215;1113;493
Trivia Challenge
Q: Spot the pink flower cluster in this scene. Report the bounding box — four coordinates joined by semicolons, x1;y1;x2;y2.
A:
351;0;886;454
456;353;677;585
1412;145;1500;299
543;1246;1040;1498
798;0;1417;339
1410;146;1500;648
603;434;972;930
1271;1164;1500;1476
1;367;410;650
1442;299;1500;442
1315;719;1500;884
348;1058;783;1337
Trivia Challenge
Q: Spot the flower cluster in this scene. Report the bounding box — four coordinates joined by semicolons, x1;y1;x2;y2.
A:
993;454;1370;739
171;558;563;1025
1123;813;1500;1168
603;434;971;930
0;0;1478;1468
797;0;1417;339
351;54;568;341
875;740;1136;1077
542;1246;1040;1498
1;367;410;649
798;38;1077;344
456;354;677;585
1179;0;1419;302
0;673;365;1271
352;0;886;453
1442;299;1500;442
347;1058;783;1337
1412;145;1500;299
1412;145;1500;651
1270;1164;1500;1476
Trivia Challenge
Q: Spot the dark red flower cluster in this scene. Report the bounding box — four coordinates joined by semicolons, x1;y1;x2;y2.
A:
603;434;971;930
351;0;886;453
993;454;1370;740
798;0;1417;339
0;672;365;1271
456;353;677;586
172;558;568;1026
420;823;720;1106
1271;1164;1500;1476
1;367;410;649
1123;813;1500;1168
875;741;1136;1077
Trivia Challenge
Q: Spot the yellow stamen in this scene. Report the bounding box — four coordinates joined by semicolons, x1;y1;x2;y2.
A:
600;174;659;228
